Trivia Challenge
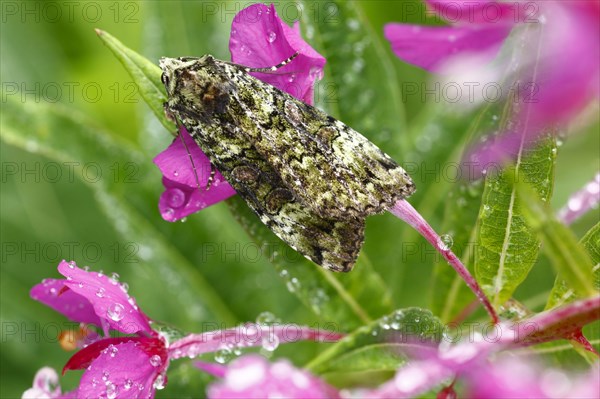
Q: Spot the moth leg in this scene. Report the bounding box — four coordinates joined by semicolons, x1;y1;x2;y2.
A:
176;128;203;190
206;164;216;191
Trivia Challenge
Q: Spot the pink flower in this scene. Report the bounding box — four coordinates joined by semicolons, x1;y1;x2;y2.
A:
154;3;325;222
368;297;600;398
30;261;343;398
385;0;599;169
22;367;75;399
205;355;340;399
384;0;518;72
30;261;169;398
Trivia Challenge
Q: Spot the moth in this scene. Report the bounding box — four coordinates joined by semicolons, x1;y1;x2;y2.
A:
159;54;415;272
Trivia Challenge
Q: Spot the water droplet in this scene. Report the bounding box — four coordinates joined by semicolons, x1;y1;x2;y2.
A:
568;197;582;212
78;282;84;288
262;333;280;351
231;28;237;35
124;379;133;390
214;345;233;364
153;374;165;390
68;261;76;269
98;270;104;278
108;344;118;357
286;277;300;292
173;170;179;177
279;269;289;278
287;73;296;83
120;282;129;293
107;303;125;322
102;371;110;381
83;265;90;272
180;217;187;223
96;287;105;298
149;354;162;367
109;273;119;285
165;188;186;208
390;311;404;330
439;234;453;251
106;382;118;399
163;208;175;219
267;31;277;43
346;19;360;30
240;45;252;56
49;287;57;296
380;316;391;330
256;311;278;325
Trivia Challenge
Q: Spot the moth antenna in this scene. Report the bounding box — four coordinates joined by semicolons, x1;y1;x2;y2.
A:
176;125;203;191
244;51;300;73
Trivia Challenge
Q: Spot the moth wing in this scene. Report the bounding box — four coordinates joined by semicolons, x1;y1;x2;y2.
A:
232;72;415;219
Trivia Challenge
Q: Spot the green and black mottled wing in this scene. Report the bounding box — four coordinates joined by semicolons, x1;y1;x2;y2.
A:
220;62;416;219
176;111;365;272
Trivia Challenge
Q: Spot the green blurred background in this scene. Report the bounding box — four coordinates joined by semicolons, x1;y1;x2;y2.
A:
1;1;598;398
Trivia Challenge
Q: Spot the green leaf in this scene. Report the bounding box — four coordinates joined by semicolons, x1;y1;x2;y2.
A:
227;196;393;330
299;0;406;154
474;135;557;308
95;29;176;133
306;308;442;375
514;181;597;302
1;97;237;326
546;222;600;309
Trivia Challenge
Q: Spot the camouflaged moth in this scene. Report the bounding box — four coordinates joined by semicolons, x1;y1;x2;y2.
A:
159;54;415;272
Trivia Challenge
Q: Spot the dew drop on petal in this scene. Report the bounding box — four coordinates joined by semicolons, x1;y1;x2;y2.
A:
102;371;110;382
109;273;119;285
149;354;162;367
162;208;175;219
261;333;279;352
108;344;118;358
568;197;582;212
214;345;233;364
267;30;277;43
165;188;186;208
96;287;105;298
106;382;118;399
49;288;57;296
107;303;125;322
68;261;76;269
120;282;129;293
439;234;453;251
287;73;296;83
153;374;165;390
124;379;133;390
78;282;84;288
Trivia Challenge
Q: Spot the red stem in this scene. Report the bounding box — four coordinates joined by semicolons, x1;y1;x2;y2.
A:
390;199;499;324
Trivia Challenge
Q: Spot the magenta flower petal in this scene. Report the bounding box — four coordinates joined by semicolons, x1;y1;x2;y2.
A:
229;3;326;104
56;261;152;334
30;278;102;327
153;127;237;222
425;0;519;25
207;355;340;399
523;3;599;129
77;340;168;399
384;23;513;72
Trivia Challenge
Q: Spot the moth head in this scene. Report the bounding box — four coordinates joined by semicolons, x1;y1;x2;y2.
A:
159;55;214;98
